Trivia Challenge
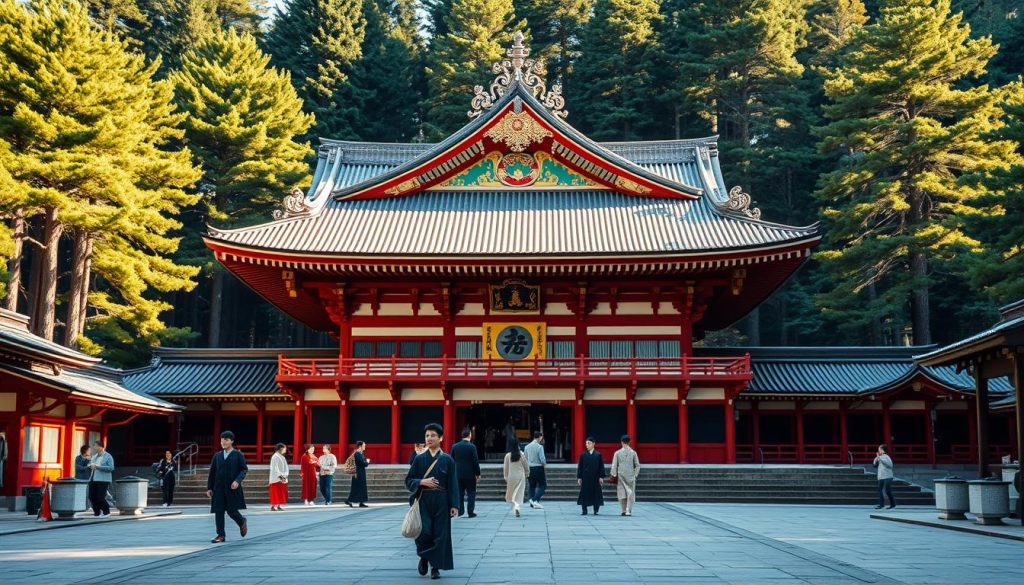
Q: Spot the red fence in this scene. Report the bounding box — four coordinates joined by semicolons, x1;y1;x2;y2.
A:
279;355;752;382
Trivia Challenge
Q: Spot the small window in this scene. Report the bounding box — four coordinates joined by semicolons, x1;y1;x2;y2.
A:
23;426;40;463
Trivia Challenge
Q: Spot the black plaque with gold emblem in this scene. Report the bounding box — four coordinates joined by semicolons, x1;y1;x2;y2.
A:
489;279;540;312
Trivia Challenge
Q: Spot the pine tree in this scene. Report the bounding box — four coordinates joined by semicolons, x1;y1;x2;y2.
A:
264;0;366;140
516;0;593;87
807;0;869;70
0;140;24;302
572;0;661;141
966;84;1024;302
0;0;201;352
348;0;423;141
172;29;313;347
814;0;1018;344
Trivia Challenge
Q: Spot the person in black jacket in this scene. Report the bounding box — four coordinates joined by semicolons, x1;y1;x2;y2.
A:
156;450;177;507
206;431;248;543
577;437;605;515
451;428;481;518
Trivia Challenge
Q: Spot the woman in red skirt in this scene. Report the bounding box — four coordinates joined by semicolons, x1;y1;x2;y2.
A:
268;443;289;511
300;444;320;505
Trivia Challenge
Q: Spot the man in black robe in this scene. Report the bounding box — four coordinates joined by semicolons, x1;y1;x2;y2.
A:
451;428;481;518
576;436;605;515
405;422;460;580
346;441;370;507
206;430;248;543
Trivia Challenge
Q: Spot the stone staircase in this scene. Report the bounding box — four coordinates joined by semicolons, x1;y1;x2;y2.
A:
145;465;934;506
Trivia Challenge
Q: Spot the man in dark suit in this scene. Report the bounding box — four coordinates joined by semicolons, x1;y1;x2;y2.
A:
451;428;481;518
206;430;248;543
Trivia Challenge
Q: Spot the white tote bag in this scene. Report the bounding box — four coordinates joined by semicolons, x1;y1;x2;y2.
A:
402;459;438;539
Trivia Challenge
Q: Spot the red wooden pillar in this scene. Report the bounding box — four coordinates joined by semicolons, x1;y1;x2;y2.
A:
677;401;689;464
390;401;401;464
338;400;349;456
839;403;849;463
292;399;303;458
795;402;805;463
882;401;892;449
924;405;935;466
212;404;223;452
62;406;76;478
255;402;265;463
573;399;585;462
443;400;455;451
626;400;637;443
751;401;760;462
725;399;736;464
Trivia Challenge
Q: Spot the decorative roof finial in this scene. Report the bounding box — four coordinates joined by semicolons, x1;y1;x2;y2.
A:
272;187;311;220
469;32;567;120
720;186;762;220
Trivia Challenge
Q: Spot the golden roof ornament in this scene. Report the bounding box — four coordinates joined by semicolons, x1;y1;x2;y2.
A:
272;187;311;220
720;186;762;220
469;32;567;120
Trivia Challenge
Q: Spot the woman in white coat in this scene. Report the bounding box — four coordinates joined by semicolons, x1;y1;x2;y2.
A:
503;443;530;517
268;443;289;511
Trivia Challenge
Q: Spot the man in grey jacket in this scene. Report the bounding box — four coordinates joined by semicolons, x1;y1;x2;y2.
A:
88;440;115;517
524;431;547;509
873;444;895;510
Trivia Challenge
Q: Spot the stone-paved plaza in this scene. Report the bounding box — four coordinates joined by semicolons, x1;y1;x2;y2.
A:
1;502;1022;584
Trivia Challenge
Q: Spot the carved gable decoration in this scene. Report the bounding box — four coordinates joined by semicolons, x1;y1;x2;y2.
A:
490;279;540;312
484;111;552;152
436;151;599;189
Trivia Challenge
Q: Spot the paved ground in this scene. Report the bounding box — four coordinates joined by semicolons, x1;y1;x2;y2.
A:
1;502;1022;584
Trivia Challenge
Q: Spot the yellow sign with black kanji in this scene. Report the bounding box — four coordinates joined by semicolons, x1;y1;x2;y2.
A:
482;322;546;361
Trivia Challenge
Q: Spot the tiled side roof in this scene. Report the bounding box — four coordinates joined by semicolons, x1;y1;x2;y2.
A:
209;191;816;256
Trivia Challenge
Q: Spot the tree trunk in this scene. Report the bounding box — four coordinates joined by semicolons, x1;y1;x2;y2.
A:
4;210;25;312
64;230;93;347
33;206;63;340
910;251;931;344
208;269;223;347
26;218;43;327
867;278;882;345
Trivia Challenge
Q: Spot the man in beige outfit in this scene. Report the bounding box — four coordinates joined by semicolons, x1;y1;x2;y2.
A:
610;434;640;516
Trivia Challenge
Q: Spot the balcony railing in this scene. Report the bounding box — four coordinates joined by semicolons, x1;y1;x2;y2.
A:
278;355;752;382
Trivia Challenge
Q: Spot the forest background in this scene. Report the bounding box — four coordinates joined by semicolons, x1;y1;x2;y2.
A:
1;0;1023;367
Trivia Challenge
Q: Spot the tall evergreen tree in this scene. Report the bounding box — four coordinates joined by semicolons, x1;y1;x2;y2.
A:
814;0;1018;344
348;0;423;141
423;0;523;139
264;0;366;140
572;0;662;140
172;29;313;347
0;0;201;353
966;84;1024;303
516;0;593;87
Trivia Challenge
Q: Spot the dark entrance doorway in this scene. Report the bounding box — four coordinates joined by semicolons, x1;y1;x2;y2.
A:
459;403;571;462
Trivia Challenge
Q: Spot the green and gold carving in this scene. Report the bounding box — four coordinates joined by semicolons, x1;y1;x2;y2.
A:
436;151;599;189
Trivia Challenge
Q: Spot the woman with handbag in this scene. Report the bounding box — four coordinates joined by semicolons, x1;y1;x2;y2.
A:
502;441;530;517
610;434;640;516
156;450;177;507
344;441;371;507
404;423;459;580
300;444;320;506
268;443;289;511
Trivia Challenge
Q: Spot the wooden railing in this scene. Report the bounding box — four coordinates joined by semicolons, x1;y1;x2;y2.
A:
278;355;752;382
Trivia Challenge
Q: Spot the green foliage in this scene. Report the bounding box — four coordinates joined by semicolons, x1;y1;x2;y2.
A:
813;0;1019;343
516;0;593;86
572;0;662;141
264;0;366;140
966;83;1024;302
0;0;202;361
423;0;524;139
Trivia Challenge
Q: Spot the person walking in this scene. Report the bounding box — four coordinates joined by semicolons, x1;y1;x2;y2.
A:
405;423;459;580
576;437;605;515
873;444;896;510
345;441;370;507
318;444;338;505
524;431;547;509
156;450;178;507
451;428;480;518
300;444;319;506
503;441;530;517
206;430;248;543
610;435;640;516
74;445;91;480
87;440;114;517
268;443;289;511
